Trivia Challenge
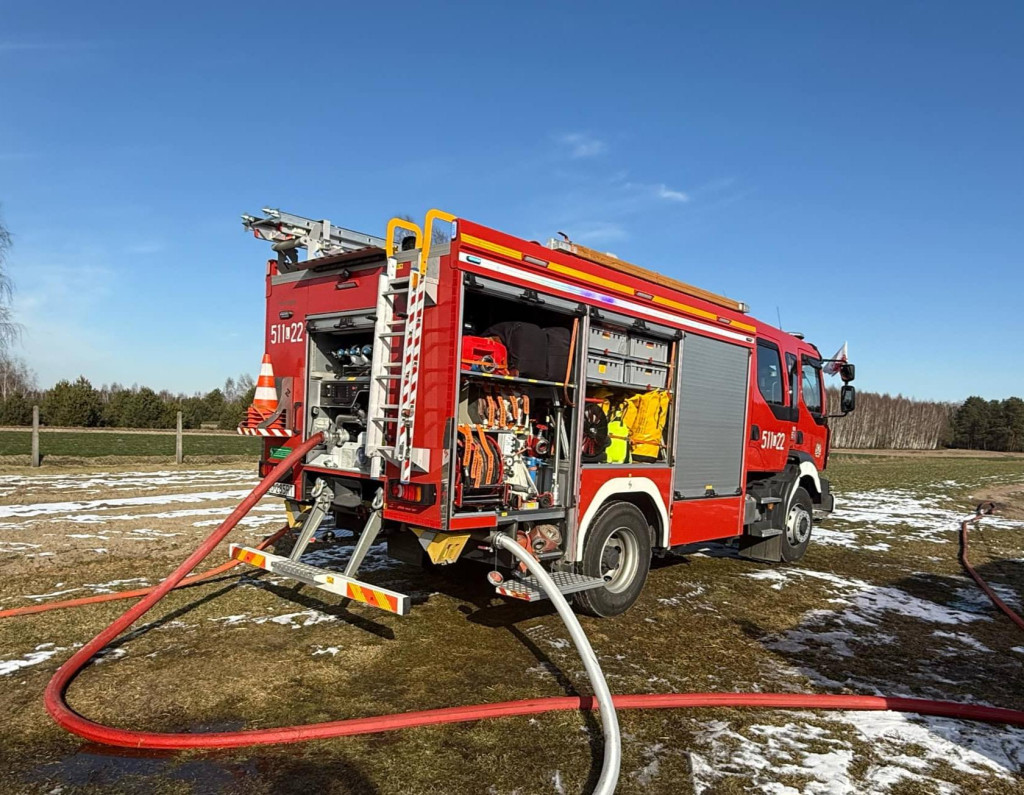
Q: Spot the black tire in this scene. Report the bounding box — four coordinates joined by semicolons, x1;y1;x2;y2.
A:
780;487;813;563
574;502;652;617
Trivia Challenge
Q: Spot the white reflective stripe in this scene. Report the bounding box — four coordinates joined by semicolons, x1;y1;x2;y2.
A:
254;386;277;398
574;477;670;559
259;362;274;377
459;252;754;345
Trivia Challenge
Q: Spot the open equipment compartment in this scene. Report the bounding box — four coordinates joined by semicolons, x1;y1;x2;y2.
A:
452;275;583;515
582;311;678;466
303;310;378;474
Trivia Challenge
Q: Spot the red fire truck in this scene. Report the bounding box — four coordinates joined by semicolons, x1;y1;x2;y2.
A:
230;208;856;618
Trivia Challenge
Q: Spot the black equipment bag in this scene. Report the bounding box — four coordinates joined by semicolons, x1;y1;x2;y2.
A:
483;322;548;378
545;326;571;382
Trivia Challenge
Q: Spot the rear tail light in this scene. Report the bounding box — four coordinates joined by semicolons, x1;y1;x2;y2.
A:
387;480;436;506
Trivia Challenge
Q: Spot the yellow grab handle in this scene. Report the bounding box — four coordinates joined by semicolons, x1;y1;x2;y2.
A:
420;208;457;274
385;217;423;257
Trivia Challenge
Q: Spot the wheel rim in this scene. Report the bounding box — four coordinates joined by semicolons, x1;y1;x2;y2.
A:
786;503;812;546
600;526;640;593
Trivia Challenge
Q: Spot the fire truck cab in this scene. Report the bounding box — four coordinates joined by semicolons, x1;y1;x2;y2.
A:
232;208;856;617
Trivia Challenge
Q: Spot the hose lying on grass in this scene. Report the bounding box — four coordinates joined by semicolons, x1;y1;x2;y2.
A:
1;441;1020;793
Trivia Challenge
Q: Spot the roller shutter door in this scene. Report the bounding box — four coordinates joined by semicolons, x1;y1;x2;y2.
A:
673;333;750;498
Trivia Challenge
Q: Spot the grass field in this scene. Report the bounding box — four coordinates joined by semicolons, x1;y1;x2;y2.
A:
0;428;261;460
0;453;1022;793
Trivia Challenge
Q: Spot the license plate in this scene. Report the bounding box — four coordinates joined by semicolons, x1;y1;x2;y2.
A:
267;482;294;499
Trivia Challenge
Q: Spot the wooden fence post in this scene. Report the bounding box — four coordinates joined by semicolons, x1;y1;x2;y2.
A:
176;411;183;464
31;405;40;467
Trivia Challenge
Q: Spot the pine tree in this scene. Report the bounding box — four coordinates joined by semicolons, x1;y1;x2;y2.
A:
41;377;102;426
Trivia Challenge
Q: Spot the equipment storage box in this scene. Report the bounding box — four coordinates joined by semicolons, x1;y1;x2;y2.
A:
587;354;625;383
589;327;628;355
626;361;669;389
628;335;669;364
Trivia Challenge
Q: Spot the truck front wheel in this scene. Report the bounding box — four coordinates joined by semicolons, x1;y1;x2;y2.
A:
575;502;652;617
781;487;813;563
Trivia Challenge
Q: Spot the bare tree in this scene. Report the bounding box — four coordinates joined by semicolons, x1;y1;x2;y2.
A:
0;354;35;400
0;205;17;351
827;388;956;450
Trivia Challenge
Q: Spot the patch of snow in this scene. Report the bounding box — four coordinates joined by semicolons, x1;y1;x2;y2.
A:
129;528;181;537
0;489;252;519
743;570;791;590
689;711;1024;794
631;742;666;786
0;643;65;675
0;469;255;498
209;610;337;629
832;710;1024;782
823;487;1019;552
931;630;992;654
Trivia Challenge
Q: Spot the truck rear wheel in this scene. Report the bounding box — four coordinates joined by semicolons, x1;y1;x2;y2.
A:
781;487;813;563
574;502;652;617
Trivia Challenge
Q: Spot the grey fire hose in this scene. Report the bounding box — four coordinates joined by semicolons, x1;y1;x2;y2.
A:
491;532;621;794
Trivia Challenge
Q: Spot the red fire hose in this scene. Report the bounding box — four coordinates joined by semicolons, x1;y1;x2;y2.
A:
9;440;1022;754
959;502;1024;632
0;526;291;620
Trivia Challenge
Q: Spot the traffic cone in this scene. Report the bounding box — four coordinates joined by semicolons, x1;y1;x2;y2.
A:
243;354;283;430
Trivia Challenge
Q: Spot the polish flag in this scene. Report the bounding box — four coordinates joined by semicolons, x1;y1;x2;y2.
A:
824;342;848;376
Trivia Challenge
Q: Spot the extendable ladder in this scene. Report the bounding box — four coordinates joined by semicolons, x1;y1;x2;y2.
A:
241;207;385;269
365;211;454;482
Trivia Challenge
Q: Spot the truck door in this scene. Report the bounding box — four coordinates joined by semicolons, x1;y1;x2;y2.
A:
747;339;791;473
798;355;828;470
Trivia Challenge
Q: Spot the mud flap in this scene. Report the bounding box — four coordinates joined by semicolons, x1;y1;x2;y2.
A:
737;533;782;563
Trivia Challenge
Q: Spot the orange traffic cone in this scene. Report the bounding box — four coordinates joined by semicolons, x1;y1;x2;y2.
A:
242;354;284;431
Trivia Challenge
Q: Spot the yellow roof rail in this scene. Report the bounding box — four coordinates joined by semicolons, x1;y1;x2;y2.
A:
548;238;749;314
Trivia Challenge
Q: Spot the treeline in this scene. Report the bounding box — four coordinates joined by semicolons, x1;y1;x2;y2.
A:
2;355;1021;452
824;391;1024;452
947;396;1024;452
0;363;256;431
826;388;956;450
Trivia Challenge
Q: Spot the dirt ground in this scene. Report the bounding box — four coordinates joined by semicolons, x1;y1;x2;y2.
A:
0;453;1023;794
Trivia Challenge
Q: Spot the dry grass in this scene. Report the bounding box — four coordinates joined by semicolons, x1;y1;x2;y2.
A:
0;455;1022;793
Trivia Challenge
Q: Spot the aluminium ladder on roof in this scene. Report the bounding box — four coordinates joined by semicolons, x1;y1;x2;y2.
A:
241;207;385;268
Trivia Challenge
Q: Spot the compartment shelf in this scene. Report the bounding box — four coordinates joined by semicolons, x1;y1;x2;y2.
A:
461;370;575;389
586;378;670;393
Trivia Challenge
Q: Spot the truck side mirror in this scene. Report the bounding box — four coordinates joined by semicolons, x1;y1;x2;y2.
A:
839;363;855;383
840;385;856;414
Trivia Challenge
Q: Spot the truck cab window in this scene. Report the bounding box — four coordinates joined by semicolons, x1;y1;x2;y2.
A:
801;359;823;414
756;342;784;405
786;353;798;409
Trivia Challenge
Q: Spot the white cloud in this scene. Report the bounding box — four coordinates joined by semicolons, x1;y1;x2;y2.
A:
556;132;607;159
623;180;690;203
655;184;690;202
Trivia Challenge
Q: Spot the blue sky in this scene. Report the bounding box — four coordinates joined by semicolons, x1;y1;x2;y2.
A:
1;1;1021;402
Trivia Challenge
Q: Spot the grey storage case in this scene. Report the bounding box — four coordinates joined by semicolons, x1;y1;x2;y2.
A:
587;354;625;383
588;327;628;355
625;362;669;389
628;335;669;364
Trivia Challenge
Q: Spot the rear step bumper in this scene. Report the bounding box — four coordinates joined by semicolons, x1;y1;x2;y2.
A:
229;544;410;616
496;571;606;603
